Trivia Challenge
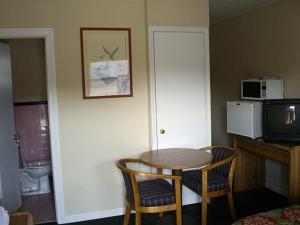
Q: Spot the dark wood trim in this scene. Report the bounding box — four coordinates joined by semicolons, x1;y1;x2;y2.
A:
14;101;47;106
80;27;86;99
80;27;133;99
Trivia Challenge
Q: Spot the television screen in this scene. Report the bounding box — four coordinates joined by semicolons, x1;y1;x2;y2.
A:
263;99;300;142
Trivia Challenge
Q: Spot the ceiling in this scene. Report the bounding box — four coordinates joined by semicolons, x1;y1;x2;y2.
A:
210;0;282;24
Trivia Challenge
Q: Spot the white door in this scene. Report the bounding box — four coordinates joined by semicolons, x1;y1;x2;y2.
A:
149;27;211;205
0;43;22;211
149;27;211;150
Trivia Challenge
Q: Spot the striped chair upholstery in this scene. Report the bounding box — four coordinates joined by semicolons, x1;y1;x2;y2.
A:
119;161;135;204
211;147;234;177
182;170;228;194
138;179;175;207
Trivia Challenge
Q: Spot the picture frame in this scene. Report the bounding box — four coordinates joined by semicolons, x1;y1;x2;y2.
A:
80;28;133;99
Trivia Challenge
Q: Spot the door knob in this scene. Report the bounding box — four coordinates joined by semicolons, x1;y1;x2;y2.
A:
159;129;166;134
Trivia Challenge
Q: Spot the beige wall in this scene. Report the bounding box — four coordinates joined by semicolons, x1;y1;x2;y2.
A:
146;0;209;26
4;39;47;102
210;0;300;145
0;0;209;216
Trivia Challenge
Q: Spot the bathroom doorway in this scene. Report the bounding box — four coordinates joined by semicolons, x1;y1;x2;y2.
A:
0;28;63;224
0;38;55;224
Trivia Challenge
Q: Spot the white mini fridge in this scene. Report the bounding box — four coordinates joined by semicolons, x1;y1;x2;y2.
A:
227;101;263;139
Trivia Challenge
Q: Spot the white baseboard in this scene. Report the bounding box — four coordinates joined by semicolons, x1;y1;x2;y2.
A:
59;193;201;224
60;207;125;224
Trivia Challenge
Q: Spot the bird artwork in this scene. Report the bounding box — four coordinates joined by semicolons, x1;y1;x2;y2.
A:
100;45;119;60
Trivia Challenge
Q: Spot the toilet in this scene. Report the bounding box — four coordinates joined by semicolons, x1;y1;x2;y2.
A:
19;160;52;195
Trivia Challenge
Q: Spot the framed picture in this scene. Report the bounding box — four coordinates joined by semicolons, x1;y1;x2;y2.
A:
80;28;133;99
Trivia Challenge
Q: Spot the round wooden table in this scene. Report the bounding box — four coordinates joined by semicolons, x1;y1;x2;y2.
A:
140;148;212;225
140;148;212;172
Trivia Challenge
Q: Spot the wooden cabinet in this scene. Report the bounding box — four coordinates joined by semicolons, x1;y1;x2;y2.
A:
234;135;300;204
234;141;265;192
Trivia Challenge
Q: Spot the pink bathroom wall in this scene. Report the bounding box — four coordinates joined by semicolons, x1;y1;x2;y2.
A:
14;103;51;162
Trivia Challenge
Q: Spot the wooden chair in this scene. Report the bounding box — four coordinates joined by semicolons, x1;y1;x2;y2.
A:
182;146;237;225
116;158;182;225
9;212;33;225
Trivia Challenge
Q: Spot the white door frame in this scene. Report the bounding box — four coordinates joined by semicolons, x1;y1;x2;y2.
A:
148;26;211;150
0;28;64;223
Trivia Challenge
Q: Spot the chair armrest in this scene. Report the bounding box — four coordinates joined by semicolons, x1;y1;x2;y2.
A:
127;168;181;180
117;158;181;180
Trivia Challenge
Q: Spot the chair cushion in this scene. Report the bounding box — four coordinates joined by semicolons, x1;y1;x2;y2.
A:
182;169;228;193
138;179;175;207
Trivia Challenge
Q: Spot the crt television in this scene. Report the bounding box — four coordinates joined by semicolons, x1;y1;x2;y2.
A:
263;99;300;143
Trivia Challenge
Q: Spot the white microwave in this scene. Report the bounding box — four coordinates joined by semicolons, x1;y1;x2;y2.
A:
241;79;284;100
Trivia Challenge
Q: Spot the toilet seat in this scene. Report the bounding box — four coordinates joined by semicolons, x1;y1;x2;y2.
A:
25;160;51;168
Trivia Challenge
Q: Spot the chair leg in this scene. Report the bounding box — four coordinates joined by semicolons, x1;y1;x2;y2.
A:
176;205;182;225
202;171;208;225
123;204;131;225
228;190;237;220
201;194;208;225
174;175;182;225
135;212;141;225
